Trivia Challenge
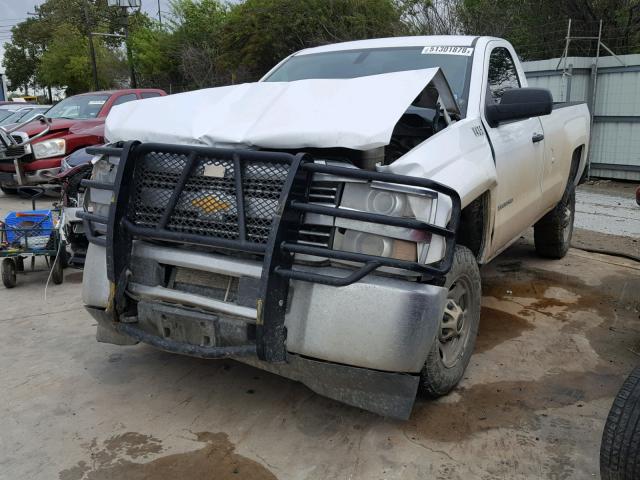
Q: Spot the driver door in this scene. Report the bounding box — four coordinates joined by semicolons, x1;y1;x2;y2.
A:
482;44;546;253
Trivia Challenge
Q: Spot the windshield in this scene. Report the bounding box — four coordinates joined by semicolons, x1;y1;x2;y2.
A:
0;107;49;126
46;94;110;120
0;109;18;122
264;46;473;110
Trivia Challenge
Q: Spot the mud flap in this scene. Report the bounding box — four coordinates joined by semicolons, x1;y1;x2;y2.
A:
239;354;419;420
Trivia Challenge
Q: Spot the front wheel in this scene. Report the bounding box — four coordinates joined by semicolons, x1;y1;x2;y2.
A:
419;246;481;398
0;185;17;195
50;248;64;285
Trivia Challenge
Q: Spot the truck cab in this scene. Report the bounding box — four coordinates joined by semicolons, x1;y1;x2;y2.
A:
80;36;589;419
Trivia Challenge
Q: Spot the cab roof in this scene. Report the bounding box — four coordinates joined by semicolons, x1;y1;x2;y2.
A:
295;35;481;56
76;88;165;96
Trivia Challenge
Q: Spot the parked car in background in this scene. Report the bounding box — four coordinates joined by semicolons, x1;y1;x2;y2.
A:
0;103;30;123
56;145;98;266
0;105;51;128
0;88;166;193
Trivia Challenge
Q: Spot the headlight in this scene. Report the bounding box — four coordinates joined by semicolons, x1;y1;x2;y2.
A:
32;139;66;159
86;153;117;219
332;182;438;263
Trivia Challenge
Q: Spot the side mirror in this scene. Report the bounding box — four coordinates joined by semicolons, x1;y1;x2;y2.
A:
486;88;553;127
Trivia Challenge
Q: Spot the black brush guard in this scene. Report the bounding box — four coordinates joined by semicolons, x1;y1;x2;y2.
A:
79;142;461;364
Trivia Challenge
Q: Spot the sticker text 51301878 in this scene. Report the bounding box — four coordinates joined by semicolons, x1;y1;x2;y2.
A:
421;46;474;56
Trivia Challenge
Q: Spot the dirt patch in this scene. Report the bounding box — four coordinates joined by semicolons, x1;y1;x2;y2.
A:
475;307;534;354
406;370;621;443
59;432;277;480
102;432;163;459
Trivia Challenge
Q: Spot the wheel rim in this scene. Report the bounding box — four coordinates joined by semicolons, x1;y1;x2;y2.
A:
438;275;472;368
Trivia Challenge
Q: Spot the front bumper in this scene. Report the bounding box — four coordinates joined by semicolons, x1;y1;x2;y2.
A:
84;240;445;419
84;241;447;373
80;142;460;417
0;156;63;186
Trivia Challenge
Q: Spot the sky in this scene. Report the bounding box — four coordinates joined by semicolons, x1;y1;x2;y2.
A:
0;0;173;74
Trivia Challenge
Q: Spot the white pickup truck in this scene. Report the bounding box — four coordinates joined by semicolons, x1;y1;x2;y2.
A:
80;35;590;419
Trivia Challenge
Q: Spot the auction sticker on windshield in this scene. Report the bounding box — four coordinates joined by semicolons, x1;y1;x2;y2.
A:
421;46;473;56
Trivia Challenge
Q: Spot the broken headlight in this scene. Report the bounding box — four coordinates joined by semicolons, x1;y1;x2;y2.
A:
333;181;440;264
85;153;117;222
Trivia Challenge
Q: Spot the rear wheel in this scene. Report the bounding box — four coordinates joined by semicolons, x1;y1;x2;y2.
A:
534;188;575;259
419;246;481;397
50;244;64;285
0;185;17;195
2;258;17;288
600;366;640;480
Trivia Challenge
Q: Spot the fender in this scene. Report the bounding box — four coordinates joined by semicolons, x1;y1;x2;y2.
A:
386;116;497;261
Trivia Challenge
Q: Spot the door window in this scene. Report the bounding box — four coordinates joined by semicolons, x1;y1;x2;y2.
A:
487;47;520;104
141;92;162;99
112;93;138;106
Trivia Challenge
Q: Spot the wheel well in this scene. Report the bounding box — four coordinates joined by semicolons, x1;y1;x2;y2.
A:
572;144;586;185
456;192;489;261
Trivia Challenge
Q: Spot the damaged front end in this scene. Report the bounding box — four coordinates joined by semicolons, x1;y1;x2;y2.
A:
79;68;463;419
80;142;460;419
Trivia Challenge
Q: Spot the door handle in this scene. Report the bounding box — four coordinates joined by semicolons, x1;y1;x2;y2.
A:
532;133;544;143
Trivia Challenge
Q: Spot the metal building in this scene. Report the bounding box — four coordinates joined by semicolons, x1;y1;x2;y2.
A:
523;54;640;181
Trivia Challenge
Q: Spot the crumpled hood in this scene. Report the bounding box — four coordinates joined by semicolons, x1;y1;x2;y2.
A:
19;117;105;138
105;68;451;151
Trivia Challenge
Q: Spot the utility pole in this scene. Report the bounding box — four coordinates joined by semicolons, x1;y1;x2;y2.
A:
122;6;137;88
28;8;54;102
158;0;162;26
84;0;99;91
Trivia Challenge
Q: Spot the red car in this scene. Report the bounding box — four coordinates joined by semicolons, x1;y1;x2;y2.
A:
0;88;165;192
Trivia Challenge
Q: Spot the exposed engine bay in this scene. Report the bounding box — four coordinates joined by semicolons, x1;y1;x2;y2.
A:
271;84;456;170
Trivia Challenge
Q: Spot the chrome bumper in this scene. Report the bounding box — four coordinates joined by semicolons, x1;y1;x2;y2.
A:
83;241;447;373
0;166;60;185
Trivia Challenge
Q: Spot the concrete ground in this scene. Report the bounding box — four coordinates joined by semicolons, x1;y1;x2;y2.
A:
0;183;639;480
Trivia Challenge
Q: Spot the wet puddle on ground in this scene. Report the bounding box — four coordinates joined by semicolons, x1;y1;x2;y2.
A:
407;256;640;444
406;369;621;443
59;431;277;480
475;306;534;353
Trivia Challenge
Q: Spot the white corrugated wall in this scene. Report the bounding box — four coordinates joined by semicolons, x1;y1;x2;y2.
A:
523;54;640;181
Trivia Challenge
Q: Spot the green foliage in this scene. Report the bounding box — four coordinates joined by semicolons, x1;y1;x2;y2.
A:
38;25;126;95
2;0;133;95
4;0;640;96
221;0;403;81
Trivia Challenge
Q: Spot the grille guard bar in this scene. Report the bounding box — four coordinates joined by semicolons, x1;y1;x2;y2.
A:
80;142;461;363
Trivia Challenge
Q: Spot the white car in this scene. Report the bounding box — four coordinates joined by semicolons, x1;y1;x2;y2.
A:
79;35;590;419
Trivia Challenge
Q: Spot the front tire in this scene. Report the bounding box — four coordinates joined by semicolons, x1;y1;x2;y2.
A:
419;246;481;397
0;185;17;195
534;187;575;259
600;366;640;480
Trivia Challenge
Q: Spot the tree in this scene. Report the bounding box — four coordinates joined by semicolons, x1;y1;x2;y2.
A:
395;0;462;35
131;0;230;91
221;0;404;81
1;17;50;95
38;25;127;94
2;0;145;96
